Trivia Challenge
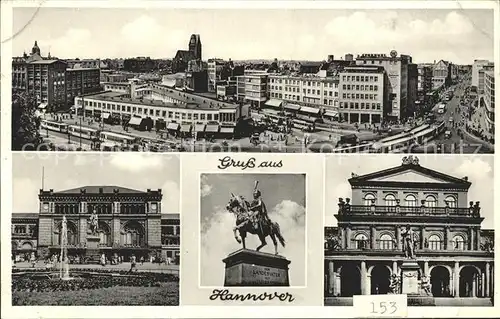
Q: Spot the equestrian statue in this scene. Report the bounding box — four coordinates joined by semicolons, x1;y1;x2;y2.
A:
225;181;286;255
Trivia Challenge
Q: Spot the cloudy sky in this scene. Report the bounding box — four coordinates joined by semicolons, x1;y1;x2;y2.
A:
200;173;306;287
12;153;180;214
11;8;493;64
324;155;495;229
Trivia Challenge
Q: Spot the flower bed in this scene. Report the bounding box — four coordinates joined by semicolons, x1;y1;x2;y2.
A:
12;269;179;293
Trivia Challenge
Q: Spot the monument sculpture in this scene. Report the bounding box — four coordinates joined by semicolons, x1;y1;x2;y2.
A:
59;216;72;280
84;210;101;264
223;181;291;286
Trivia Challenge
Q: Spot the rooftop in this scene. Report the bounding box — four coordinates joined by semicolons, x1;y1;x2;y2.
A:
51;185;148;194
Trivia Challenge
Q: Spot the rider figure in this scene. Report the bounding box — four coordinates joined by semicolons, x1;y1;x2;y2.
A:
248;185;270;230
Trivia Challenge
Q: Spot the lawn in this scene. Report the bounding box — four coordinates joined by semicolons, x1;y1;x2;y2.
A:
12;283;179;306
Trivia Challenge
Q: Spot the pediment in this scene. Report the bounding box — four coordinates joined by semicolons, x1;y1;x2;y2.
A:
368;170;450;184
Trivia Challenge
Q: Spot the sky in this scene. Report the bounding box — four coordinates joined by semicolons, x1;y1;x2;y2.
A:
324;155;495;229
11;8;494;64
200;173;306;287
12;153;180;214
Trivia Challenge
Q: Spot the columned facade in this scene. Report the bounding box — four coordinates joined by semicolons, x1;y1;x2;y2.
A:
324;156;494;304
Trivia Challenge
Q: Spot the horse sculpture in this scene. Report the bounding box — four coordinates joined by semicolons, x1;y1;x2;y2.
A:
226;193;285;255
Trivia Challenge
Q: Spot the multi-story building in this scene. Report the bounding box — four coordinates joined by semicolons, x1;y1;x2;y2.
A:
267;74;340;112
472;60;493;90
65;68;101;106
477;64;495;95
12;57;28;92
76;83;241;133
324;156;494;305
208;59;228;93
65;59;102;69
123;57;155;73
481;70;495;140
11;213;39;262
236;70;269;108
338;66;385;124
432;60;452;90
26;59;68;111
355;51;412;122
407;63;418;117
417;65;433;104
11;187;181;263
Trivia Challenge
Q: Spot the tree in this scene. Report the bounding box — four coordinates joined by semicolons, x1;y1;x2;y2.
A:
11;92;43;150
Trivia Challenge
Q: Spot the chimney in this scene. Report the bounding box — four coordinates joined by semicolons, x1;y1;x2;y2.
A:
463;176;468;181
158;188;162;194
328;55;334;63
99;187;103;194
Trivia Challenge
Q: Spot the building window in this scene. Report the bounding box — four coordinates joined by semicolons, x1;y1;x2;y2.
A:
379;234;394;250
354;233;368;249
384;194;397;206
428;234;442;250
445;196;457;208
405;194;417;207
425;195;437;208
121;221;144;247
452;235;465;250
364;193;376;206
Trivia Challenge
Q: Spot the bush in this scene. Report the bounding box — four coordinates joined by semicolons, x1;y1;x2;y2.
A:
12;269;178;293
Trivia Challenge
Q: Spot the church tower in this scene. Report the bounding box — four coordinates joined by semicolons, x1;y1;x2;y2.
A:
31;40;41;56
188;34;202;61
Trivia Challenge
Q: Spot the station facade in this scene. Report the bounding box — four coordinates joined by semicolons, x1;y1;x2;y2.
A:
11;186;180;264
324;156;494;303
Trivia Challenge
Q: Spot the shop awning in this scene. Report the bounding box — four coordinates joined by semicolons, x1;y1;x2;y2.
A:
284;104;301;111
220;127;235;134
194;124;206;132
324;110;339;118
167;123;180;130
265;99;283;108
180;124;192;133
102;113;111;119
128;117;142;125
299;106;321;115
205;124;219;133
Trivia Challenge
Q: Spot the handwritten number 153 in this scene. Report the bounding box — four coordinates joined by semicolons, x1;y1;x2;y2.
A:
371;301;397;315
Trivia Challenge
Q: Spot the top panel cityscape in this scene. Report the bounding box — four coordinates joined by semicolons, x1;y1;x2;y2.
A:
11;8;495;154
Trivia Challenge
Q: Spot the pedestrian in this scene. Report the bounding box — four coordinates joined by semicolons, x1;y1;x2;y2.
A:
129;255;137;273
140;256;144;265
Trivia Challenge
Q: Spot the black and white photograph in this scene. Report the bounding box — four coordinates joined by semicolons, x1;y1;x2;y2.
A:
10;153;180;306
323;155;494;307
10;7;494;153
199;174;306;287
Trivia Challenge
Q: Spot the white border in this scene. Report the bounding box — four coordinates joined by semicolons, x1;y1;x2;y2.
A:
1;0;499;318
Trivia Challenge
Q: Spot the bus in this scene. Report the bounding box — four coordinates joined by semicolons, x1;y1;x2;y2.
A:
99;131;139;150
41;120;68;133
68;125;99;140
437;103;446;114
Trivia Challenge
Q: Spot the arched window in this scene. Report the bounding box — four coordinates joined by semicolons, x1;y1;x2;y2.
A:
354;233;368;249
428;234;442;250
445;196;457;208
384;194;397;206
425;195;437;208
405;194;417;207
379;234;394;250
121;221;144;247
453;235;465;250
364;193;376;206
54;222;78;246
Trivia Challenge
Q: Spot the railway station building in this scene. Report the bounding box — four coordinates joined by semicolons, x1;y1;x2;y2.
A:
11;185;180;264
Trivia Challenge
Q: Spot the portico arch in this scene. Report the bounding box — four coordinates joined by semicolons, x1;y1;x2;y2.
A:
339;264;361;297
370;265;391;295
430;265;451;297
459;266;480;297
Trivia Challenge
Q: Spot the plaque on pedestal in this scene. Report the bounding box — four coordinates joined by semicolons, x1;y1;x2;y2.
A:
222;249;291;287
85;235;101;264
400;261;420;295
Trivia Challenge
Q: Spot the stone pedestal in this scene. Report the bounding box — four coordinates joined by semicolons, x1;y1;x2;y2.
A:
85;235;101;264
400;261;420;295
222;249;291;287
